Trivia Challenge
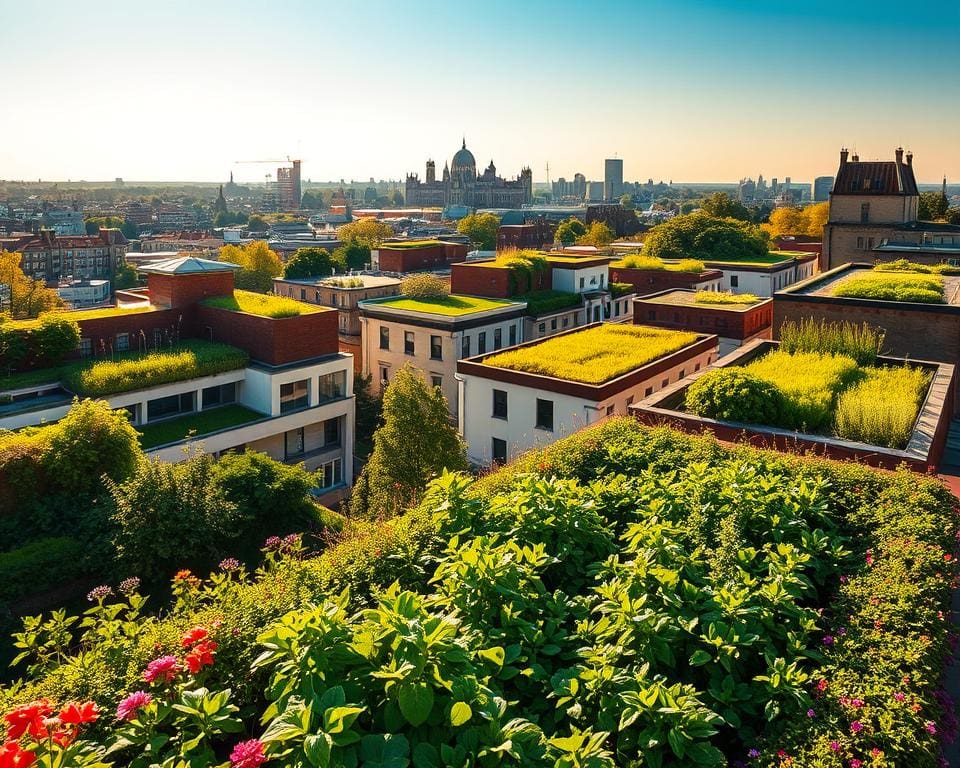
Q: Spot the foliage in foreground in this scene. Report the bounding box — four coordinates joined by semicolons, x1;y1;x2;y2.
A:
1;419;956;768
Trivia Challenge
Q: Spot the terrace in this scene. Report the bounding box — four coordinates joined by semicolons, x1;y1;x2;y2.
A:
136;404;264;449
201;290;322;318
362;294;522;317
789;262;960;306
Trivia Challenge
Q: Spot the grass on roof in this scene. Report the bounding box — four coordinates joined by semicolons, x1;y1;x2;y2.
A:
375;294;515;316
138;404;263;449
6;306;154;330
612;255;706;273
379;240;446;249
830;271;945;304
693;291;761;305
482;324;698;384
202;290;322;318
704;252;800;265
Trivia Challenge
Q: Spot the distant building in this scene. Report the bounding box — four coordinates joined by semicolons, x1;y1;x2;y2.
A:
405;140;532;209
4;229;128;283
737;178;756;203
370;240;468;273
586;181;605;202
56;279;111;308
814;176;834;202
552;173;587;201
604;158;624;201
40;209;85;236
277;160;302;211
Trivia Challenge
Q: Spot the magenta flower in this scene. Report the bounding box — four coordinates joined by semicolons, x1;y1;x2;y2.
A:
116;691;152;721
807;709;816;718
143;655;181;684
894;692;906;702
230;739;268;768
219;557;241;572
851;720;863;734
823;635;834;645
851;698;864;709
830;741;840;752
747;748;760;758
87;585;114;602
926;721;937;735
850;760;862;768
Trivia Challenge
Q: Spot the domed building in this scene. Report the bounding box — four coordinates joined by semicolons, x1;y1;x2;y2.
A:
405;138;532;209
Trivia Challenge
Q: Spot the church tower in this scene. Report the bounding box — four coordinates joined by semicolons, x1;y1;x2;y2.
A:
426;160;436;183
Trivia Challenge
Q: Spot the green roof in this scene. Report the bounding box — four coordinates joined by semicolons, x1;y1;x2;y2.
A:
378;240;447;249
138;404;263;449
368;294;520;317
202;290;323;318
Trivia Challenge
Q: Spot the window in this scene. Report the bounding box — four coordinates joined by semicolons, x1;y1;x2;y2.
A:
153;328;162;349
380;366;389;384
115;332;129;352
492;389;508;419
478;332;487;354
78;337;92;357
538;323;546;335
648;310;656;321
202;382;236;409
662;378;669;388
318;458;343;489
550;318;557;331
679;369;685;378
535;398;554;431
606;404;615;416
300;288;307;300
494;328;502;350
404;331;415;355
645;387;653;397
430;335;442;360
492;437;507;465
579;277;585;289
280;379;309;413
379;327;390;350
318;371;346;402
730;276;739;288
323;417;340;446
147;391;194;422
509;324;517;345
462;335;471;357
561;317;569;329
285;428;305;459
695;362;701;372
860;203;870;223
626;395;634;406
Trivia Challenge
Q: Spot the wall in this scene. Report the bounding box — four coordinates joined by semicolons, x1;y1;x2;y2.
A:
147;271;235;309
822;224;919;270
634;298;773;341
711;259;815;297
72;308;184;361
376;242;468;273
552;264;608;294
829;194;916;225
608;266;722;297
449;262;551;298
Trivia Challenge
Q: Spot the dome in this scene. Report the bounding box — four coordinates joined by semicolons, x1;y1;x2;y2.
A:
451;138;476;178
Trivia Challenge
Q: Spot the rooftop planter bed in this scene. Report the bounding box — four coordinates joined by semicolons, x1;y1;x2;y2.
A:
137;404;263;449
482;324;698;384
379;239;445;249
693;290;761;305
873;258;960;275
520;290;581;316
4;306;154;330
201;290;322;318
609;282;634;298
830;270;945;303
612;254;706;272
371;295;516;316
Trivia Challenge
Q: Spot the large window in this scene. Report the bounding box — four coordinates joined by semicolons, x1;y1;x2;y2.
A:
494;328;502;350
492;389;508;419
280;379;309;413
379;327;390;350
478;332;486;355
430;335;442;360
535;398;554;431
492;437;507;466
461;335;471;358
323;417;340;447
115;332;130;352
404;331;415;356
509;325;517;346
318;371;346;402
147;391;194;422
202;382;236;409
78;337;92;357
285;428;304;459
319;458;343;489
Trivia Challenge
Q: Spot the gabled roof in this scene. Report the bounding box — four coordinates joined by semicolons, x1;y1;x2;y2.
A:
139;256;240;275
833;158;919;196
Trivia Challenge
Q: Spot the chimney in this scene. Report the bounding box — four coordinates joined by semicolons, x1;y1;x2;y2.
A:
840;147;849;165
906;151;913;166
851;153;859;162
895;147;904;164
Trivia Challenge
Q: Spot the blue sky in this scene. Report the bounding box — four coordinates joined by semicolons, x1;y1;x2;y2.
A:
1;0;957;184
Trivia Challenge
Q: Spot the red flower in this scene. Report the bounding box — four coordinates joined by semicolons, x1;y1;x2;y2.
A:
181;627;209;648
230;739;268;768
143;655;181;684
58;701;99;726
4;700;52;740
185;641;218;674
0;741;35;768
50;728;74;749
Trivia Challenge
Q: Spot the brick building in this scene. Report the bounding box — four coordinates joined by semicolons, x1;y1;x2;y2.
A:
496;221;556;251
2;229;128;284
371;240;469;273
609;262;723;297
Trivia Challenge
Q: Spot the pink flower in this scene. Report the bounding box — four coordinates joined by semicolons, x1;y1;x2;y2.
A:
230;739;268;768
817;678;828;692
823;635;834;645
926;721;937;735
894;692;906;702
116;691;152;721
143;655;181;684
851;698;864;709
830;741;840;752
807;709;816;718
851;720;863;733
850;760;862;768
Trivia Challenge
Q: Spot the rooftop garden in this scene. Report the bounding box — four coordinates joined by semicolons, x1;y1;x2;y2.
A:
520;289;582;316
202;290;322;318
374;294;516;316
322;277;365;288
483;324;698;383
873;258;960;275
830;270;945;303
693;290;761;305
4;305;154;331
378;239;446;249
137;404;263;449
685;320;931;448
609;282;634;298
2;418;955;767
612;254;706;272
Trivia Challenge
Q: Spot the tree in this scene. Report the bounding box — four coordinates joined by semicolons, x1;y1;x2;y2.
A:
114;263;140;289
555;217;587;246
354;372;383;450
919;191;949;221
300;190;321;210
0;250;64;318
699;192;751;221
619;193;636;210
283;247;335;279
350;365;467;519
214;211;248;227
762;202;828;238
333;243;370;271
400;274;449;299
218;241;282;293
247;214;269;232
642;213;769;262
337;218;394;247
946;208;960;226
576;221;615;247
456;212;500;251
803;202;829;237
391;191;404;206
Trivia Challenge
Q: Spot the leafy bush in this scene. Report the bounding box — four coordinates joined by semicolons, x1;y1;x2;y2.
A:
779;318;884;366
399;273;449;299
692;291;760;305
64;340;248;396
202;289;318;318
495;250;550;293
831;271;945;303
0;314;80;371
685;368;786;424
609;282;634;298
642;213;770;262
873;258;960;275
521;290;582;316
616;254;706;272
0;538;87;603
834;365;931;448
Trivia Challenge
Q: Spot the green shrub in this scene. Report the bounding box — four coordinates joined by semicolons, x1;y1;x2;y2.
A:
834;365;931;448
400;273;449;299
778;318;884;365
616;255;705;272
0;314;80;372
0;538;87;603
520;289;582;316
685;367;786;424
873;258;960;275
692;290;760;305
609;282;634;298
831;271;945;303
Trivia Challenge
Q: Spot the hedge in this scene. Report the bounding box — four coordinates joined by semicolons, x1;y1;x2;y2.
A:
0;538;87;604
521;289;582;316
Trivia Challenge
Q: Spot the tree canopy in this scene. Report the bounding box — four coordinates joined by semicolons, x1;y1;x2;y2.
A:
762;202;828;238
85;216;138;239
919;191;950;221
283;247;337;279
218;241;282;293
0;250;64;318
333;242;371;271
699;192;752;221
337;218;394;247
456;212;500;250
576;221;615;247
642;213;769;262
555;217;587;246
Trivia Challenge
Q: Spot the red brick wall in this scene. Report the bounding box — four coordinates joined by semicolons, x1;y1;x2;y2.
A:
497;222;555;250
378;243;469;272
339;337;362;374
610;267;722;297
634;299;773;341
195;306;338;366
450;263;551;298
72;308;185;359
148;271;234;309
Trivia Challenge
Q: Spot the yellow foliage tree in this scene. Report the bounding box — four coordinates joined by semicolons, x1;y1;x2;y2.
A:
576;221;615;247
218;241;282;293
0;250;64;318
337;218;394;247
762;203;829;238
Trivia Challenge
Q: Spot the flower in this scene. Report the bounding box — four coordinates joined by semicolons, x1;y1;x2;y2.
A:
230;739;268;768
185;640;218;674
850;720;863;734
86;585;113;602
116;691;152;722
181;626;209;648
4;699;52;740
871;748;883;758
851;698;864;709
894;692;906;702
118;577;141;595
173;569;200;588
816;678;828;692
0;741;35;768
849;761;862;768
748;749;760;758
830;741;840;752
143;655;181;684
837;626;847;636
264;536;282;550
823;635;834;645
807;709;816;718
926;721;937;735
219;558;241;572
58;701;99;726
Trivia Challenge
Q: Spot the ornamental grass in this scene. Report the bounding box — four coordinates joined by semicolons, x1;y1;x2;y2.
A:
778;318;884;366
483;324;698;384
692;291;760;305
202;290;319;318
834;366;931;448
873;258;960;275
831;271;945;304
617;254;705;272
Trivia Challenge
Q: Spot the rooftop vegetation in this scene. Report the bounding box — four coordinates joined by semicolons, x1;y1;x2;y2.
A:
873;258;960;275
202;290;321;318
834;365;931;448
609;282;634;298
779;318;884;366
400;273;449;299
137;404;263;449
613;254;706;272
692;290;761;305
520;289;582;316
2;418;955;766
373;294;515;316
830;270;945;303
378;239;445;249
483;324;698;383
4;305;153;330
322;276;365;288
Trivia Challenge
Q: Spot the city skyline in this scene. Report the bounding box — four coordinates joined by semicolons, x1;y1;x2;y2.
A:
2;0;958;184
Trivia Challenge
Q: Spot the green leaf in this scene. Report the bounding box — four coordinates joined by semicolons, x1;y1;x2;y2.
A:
304;733;333;767
477;646;505;667
398;682;434;727
412;742;441;768
689;649;712;666
667;728;686;759
450;701;472;727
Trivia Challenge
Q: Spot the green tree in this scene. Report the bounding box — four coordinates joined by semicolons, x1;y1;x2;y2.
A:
120;219;139;239
619;193;635;210
218;241;282;293
946;207;960;225
247;214;269;232
338;218;394;247
918;191;949;221
456;212;500;250
576;221;615;247
283;247;334;279
699;192;751;221
350;365;467;519
391;190;404;206
300;190;321;209
333;242;371;271
642;212;770;262
114;263;140;289
555;217;587;246
354;372;383;451
214;211;248;227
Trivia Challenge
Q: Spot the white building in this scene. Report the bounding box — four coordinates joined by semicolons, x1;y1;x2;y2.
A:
704;251;818;297
56;279;111;308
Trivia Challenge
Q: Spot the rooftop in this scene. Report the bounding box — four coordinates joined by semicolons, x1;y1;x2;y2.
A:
787;263;960;306
704;250;812;266
363;294;522;317
201;290;324;318
832;152;919;196
5;305;156;330
377;239;448;249
276;275;401;289
140;256;240;275
480;324;700;384
639;289;767;311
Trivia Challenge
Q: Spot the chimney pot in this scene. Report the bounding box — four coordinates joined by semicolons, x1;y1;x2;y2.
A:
906;151;913;166
840;148;849;165
895;147;904;163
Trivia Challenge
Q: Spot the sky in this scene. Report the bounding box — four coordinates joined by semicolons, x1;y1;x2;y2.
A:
2;0;958;185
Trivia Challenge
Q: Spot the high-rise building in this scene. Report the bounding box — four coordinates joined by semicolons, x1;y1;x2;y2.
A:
276;160;302;211
604;158;624;201
814;176;834;202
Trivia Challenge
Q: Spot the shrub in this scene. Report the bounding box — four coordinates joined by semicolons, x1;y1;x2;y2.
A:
617;255;706;272
202;290;316;318
642;212;770;262
873;258;960;275
834;365;931;448
400;273;449;299
831;271;944;303
521;290;582;316
692;290;760;305
64;340;248;396
685;368;786;424
0;538;87;603
609;282;633;298
0;314;80;371
779;318;884;366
